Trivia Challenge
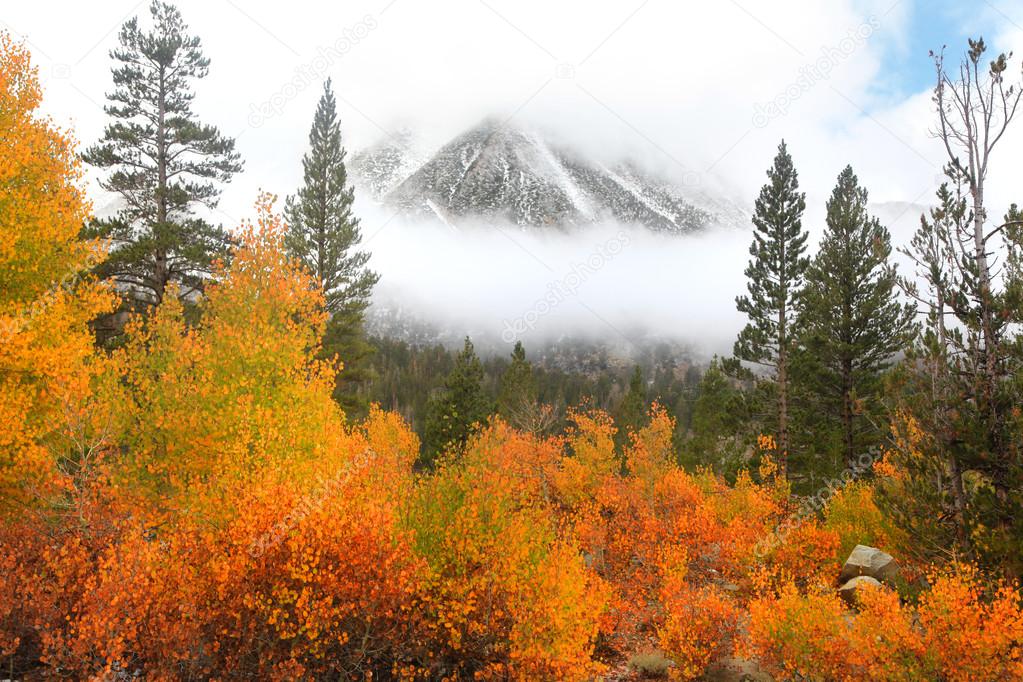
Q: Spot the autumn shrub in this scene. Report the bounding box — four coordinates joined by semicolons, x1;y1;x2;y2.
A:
0;33;118;675
0;31;114;512
744;565;1023;681
407;421;608;680
556;408;619;506
918;564;1023;681
658;581;739;680
743;583;859;680
823;480;903;564
569;408;730;654
845;584;930;681
107;198;345;512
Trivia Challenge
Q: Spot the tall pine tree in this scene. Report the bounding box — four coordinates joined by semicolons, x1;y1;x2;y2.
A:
734;140;808;464
796;166;914;471
84;1;241;314
285;79;379;416
423;337;493;464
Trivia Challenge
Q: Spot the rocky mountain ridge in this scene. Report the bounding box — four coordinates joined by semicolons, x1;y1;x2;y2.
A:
352;118;748;233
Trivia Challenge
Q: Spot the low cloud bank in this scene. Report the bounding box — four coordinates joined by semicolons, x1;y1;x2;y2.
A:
362;211;751;358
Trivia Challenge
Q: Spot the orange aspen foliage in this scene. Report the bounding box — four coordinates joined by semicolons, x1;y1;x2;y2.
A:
408;421;609;680
744;565;1023;681
743;583;860;680
0;33;97;307
658;582;739;681
0;32;113;510
918;564;1023;681
556;408;619;505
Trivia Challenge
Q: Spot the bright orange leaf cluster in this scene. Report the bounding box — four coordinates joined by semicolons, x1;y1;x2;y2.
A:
744;565;1023;681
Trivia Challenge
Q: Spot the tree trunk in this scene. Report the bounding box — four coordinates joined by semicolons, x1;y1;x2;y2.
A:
773;314;789;464
154;68;169;306
935;289;970;547
971;184;998;405
970;176;1011;510
777;224;789;469
842;356;854;469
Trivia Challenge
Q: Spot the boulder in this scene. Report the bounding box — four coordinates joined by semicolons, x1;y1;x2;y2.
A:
839;544;898;585
839;575;882;605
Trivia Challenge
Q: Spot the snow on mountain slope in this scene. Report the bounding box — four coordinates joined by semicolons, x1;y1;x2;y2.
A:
349;128;426;199
351;117;748;233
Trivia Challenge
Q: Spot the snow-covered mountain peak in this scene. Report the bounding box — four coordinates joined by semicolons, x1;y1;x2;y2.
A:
351;117;748;233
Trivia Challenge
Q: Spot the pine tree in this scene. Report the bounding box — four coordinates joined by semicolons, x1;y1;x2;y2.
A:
285;78;377;318
734;140;808;463
884;173;970;556
497;341;538;426
285;79;379;416
797;166;914;471
888;165;1023;568
83;1;241;314
423;337;493;464
682;358;750;476
615;366;648;449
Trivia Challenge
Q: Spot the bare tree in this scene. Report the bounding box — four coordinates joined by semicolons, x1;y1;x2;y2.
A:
932;38;1022;404
893;38;1023;561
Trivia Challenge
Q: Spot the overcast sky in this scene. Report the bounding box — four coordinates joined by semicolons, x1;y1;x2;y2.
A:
5;0;1023;353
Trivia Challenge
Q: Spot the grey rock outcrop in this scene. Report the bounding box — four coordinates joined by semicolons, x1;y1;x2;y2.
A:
839;544;899;585
838;575;883;605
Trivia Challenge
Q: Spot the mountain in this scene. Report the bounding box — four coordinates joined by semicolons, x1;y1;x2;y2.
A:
351;118;747;233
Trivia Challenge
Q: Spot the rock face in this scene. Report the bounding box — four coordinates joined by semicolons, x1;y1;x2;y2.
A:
351;118;749;233
839;544;899;585
839;575;883;605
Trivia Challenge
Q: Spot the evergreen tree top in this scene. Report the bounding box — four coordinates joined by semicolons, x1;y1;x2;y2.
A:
734;140;809;370
800;165;915;381
284;79;378;318
82;0;241;309
751;140;807;240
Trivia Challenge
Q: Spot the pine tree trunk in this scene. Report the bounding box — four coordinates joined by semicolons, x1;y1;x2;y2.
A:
317;172;327;295
154;68;169;306
935;290;969;546
777;312;789;466
777;225;789;466
970;176;1013;531
971;184;998;407
842;356;854;469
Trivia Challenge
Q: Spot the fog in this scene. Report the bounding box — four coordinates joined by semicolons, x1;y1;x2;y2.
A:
358;195;935;359
11;0;1023;220
362;207;747;357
